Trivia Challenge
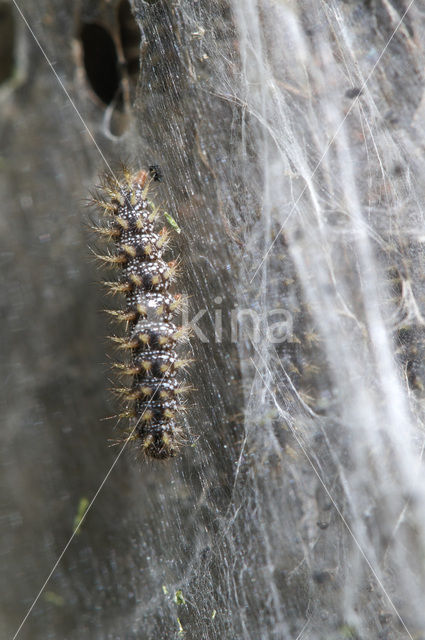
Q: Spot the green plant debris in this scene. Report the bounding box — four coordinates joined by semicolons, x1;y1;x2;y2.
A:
174;589;186;605
43;591;65;607
73;497;89;534
163;212;181;234
162;585;169;595
339;624;357;638
211;609;217;620
177;617;184;635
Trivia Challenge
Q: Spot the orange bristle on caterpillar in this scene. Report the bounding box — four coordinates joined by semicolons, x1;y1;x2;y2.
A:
93;168;188;459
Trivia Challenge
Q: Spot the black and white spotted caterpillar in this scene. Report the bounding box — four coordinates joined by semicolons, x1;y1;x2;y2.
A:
93;168;189;459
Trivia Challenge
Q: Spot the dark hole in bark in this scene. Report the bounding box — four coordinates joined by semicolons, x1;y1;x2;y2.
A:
81;23;121;106
118;0;141;78
0;3;15;85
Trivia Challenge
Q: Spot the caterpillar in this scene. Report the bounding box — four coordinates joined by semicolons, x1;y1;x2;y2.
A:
92;167;190;459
